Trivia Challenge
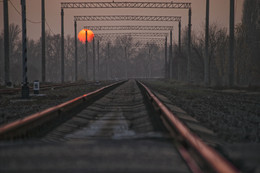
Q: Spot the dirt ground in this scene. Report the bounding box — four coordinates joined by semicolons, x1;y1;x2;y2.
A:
144;79;260;143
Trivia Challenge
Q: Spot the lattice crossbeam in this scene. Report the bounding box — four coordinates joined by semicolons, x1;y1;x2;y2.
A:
62;2;191;9
75;15;181;22
85;25;173;31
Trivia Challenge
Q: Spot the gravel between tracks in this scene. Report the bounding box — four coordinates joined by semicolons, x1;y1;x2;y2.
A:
0;81;114;126
144;80;260;143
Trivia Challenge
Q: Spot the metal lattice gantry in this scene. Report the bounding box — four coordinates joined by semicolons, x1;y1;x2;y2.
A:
74;15;181;46
61;1;192;82
73;14;181;81
61;2;191;9
74;15;181;22
85;25;173;31
95;32;169;38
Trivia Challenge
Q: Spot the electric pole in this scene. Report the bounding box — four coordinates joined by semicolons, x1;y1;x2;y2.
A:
61;8;64;83
125;46;128;79
4;0;10;85
21;0;29;98
179;21;181;53
165;36;168;79
93;37;96;81
74;21;78;81
97;40;100;79
187;8;192;81
205;0;210;86
229;0;235;87
42;0;46;83
85;30;88;81
169;30;173;79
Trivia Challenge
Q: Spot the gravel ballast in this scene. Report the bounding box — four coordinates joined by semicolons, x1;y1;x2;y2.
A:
0;81;114;126
144;80;260;143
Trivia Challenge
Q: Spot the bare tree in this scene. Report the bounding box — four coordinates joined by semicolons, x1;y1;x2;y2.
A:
241;0;260;86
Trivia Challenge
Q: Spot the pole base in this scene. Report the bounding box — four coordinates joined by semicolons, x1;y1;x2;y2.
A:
21;85;30;99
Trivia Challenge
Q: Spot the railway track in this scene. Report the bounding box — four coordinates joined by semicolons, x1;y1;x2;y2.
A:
0;82;95;94
0;80;240;172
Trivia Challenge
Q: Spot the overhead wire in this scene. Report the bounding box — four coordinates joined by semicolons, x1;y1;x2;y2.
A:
45;20;55;35
9;0;41;24
8;0;56;35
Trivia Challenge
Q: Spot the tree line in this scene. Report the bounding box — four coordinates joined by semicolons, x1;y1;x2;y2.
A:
171;0;260;86
0;26;164;85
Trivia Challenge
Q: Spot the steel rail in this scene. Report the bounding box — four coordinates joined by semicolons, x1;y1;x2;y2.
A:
74;15;181;22
61;2;191;9
0;81;125;140
137;81;240;173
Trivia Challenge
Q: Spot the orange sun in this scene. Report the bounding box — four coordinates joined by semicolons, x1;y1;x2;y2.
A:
78;29;94;43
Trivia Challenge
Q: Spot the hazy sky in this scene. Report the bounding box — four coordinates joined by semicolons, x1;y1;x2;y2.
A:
0;0;244;42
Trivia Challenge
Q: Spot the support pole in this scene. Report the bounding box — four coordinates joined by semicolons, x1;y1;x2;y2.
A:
125;46;128;79
4;0;10;85
229;0;235;87
169;30;173;79
106;43;109;80
85;30;88;81
178;21;181;81
179;21;181;53
97;40;100;78
149;47;152;78
21;0;29;98
165;36;167;79
205;0;210;86
61;8;64;83
187;8;192;81
41;0;45;83
93;37;95;81
74;21;77;81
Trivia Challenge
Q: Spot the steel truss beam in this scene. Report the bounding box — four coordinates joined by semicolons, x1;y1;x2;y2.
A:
63;1;191;81
95;33;168;38
74;15;181;22
62;2;191;9
85;26;173;31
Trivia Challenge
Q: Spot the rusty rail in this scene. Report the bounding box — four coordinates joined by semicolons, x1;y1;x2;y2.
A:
137;81;240;173
0;81;125;140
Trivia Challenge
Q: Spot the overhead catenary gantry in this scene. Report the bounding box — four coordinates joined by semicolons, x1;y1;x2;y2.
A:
96;36;166;80
83;25;171;80
85;25;173;31
74;15;181;80
92;32;167;80
78;24;173;81
95;33;169;38
74;14;181;50
61;1;191;82
74;15;181;22
82;25;173;81
61;2;191;8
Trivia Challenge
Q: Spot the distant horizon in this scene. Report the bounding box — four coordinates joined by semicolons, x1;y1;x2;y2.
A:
0;0;244;42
